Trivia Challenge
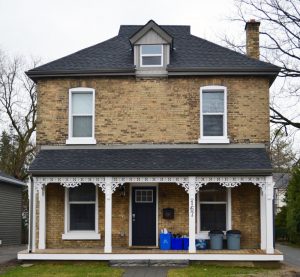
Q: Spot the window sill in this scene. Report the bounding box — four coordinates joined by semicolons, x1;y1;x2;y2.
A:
198;137;230;144
62;232;101;240
66;138;96;145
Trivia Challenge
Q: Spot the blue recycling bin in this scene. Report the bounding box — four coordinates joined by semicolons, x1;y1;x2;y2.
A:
160;233;171;250
171;238;183;250
183;238;189;250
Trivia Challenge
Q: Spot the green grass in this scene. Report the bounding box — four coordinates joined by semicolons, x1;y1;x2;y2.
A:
167;264;270;277
1;262;123;277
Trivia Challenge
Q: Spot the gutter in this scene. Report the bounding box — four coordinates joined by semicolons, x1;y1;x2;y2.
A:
29;168;273;176
26;68;136;78
0;176;26;186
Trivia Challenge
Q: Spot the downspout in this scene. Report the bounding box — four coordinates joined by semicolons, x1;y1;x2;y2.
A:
28;176;34;253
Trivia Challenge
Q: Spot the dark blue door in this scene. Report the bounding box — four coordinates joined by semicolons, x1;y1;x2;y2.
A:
132;187;156;246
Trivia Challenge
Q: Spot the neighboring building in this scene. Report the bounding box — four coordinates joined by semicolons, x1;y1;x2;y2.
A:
19;20;283;262
0;171;25;246
274;173;290;214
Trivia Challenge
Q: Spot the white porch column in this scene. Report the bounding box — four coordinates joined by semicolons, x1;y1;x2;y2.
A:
265;176;275;254
104;179;113;253
188;177;196;253
38;185;46;249
32;183;37;252
260;186;266;250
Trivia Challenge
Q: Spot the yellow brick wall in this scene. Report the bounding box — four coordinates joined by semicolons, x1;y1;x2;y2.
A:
42;183;260;249
36;76;270;145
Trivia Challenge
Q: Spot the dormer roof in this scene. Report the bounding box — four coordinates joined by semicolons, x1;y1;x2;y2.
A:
129;20;173;45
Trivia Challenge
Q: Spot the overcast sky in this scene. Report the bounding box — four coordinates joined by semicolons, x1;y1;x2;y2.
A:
0;0;241;62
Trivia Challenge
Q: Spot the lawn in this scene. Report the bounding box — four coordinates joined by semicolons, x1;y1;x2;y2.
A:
167;264;273;277
0;262;123;277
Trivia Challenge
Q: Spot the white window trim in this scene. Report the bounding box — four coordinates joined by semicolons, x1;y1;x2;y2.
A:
66;87;96;145
196;188;231;239
62;186;100;240
198;85;229;144
140;45;163;67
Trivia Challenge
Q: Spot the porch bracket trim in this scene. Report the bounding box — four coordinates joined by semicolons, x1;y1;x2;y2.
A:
32;175;269;193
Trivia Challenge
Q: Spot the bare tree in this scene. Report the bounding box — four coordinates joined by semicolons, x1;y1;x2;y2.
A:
0;50;39;180
223;0;300;132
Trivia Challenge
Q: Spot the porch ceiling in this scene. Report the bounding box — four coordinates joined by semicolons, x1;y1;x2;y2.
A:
29;147;272;176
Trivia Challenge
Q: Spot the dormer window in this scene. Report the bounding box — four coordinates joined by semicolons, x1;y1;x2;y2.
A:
140;45;163;67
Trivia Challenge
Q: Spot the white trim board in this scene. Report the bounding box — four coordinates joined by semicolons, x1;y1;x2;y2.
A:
18;253;284;262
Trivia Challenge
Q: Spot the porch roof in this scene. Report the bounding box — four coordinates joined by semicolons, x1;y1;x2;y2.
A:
29;147;272;176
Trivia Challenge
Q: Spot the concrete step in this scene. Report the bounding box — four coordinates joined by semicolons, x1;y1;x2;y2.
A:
109;259;189;267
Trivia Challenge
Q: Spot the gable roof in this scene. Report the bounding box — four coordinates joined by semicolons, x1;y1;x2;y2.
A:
29;147;272;176
0;171;26;186
129;20;173;45
26;20;280;82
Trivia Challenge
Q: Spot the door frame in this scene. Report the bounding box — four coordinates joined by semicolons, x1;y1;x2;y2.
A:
129;183;159;247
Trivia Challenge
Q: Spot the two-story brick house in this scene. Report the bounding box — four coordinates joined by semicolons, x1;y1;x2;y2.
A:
19;20;283;261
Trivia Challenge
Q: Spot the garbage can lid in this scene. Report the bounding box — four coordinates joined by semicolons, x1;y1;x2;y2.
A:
226;230;241;235
209;230;224;235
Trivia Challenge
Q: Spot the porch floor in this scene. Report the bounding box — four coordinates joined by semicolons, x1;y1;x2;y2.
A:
30;247;281;255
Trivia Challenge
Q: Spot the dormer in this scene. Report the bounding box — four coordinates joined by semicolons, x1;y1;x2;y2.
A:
129;20;173;77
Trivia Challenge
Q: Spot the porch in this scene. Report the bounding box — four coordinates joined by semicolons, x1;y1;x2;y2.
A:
23;146;283;261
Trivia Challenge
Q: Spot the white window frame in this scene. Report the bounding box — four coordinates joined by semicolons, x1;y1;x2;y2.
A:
198;85;229;144
196;187;232;239
140;44;163;67
66;87;96;145
62;186;100;240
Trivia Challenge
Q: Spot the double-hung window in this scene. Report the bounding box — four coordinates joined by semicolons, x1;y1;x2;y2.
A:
63;183;100;240
199;86;229;143
66;87;96;145
197;184;231;234
140;45;163;67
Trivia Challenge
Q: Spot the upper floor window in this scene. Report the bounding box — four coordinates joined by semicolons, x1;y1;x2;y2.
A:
199;86;229;144
66;88;96;145
140;45;163;67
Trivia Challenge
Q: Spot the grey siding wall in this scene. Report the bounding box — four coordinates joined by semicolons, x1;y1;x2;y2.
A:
0;182;23;245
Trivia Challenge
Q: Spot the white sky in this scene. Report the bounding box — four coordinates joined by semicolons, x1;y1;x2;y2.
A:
0;0;299;153
0;0;240;62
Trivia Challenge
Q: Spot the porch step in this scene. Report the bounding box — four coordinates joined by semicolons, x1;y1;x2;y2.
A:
109;259;189;267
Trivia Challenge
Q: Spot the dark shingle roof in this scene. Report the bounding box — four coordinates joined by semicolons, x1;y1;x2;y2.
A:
273;173;290;189
0;171;25;186
26;22;280;79
29;147;272;176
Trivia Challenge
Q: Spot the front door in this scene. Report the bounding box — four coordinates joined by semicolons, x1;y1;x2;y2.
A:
132;187;156;246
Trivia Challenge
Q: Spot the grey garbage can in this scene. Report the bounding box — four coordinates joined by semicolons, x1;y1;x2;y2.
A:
209;230;224;250
226;230;241;250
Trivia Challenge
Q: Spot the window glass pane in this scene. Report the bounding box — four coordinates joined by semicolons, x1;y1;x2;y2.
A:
142;56;162;66
69;183;96;201
141;45;162;54
135;190;153;203
69;204;95;230
200;204;226;231
200;184;227;202
73;116;92;137
72;92;93;115
203;115;223;136
202;91;224;113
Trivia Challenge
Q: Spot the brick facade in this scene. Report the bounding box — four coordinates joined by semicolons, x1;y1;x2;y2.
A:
36;76;270;146
44;183;260;249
